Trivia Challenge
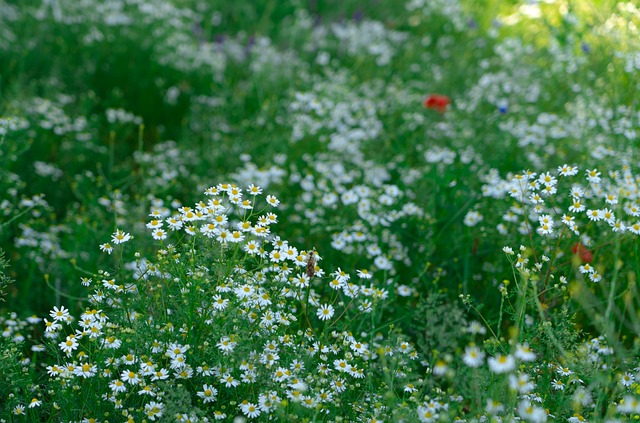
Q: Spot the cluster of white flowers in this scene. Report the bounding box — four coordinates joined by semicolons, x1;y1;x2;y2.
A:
324;19;408;66
106;108;143;125
26;183;422;421
481;164;640;241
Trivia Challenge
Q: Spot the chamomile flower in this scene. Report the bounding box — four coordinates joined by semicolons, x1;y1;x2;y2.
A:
237;220;253;232
620;372;635;387
397;285;413;296
99;243;114;254
357;268;372;279
404;383;419;393
586;169;601;184
328;278;344;290
463;210;483;227
50;306;70;322
273;367;291;382
350;340;368;355
197;384;218;403
510;373;535;394
488;354;515;374
561;214;575;226
212;411;227;420
243;240;262;256
229;231;245;243
517;400;547;422
578;263;594;274
214;228;231;243
515;343;536;361
538;172;557;187
269;249;285;263
212;295;229;311
240;402;261;418
165;216;183;230
121;369;141;385
550;378;564;391
601;208;615;224
109;379;127;393
247;184;262;195
538;214;554;235
556;366;573;376
217;336;237;353
235;284;255;299
529;192;544;204
151;229;167;240
149;208;163;218
586;209;603;222
59;335;79;355
589;271;602;283
618;395;640;413
558;164;578;176
146;220;163;229
570;186;585;198
75;362;97;378
486;398;504;414
462;345;485;368
266;195;280;207
138;385;156;396
466;321;487;335
46;364;63;377
111;229;131;244
569;199;585;213
151;368;169;381
220;373;240;388
316;304;335;321
417;405;439;422
626;202;640;217
604;193;618;205
144;401;164;420
432;360;448;376
204;186;220;196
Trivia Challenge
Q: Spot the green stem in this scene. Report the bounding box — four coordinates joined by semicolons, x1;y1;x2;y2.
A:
497;290;504;340
44;274;86;301
466;299;507;354
605;234;622;341
516;272;529;341
531;281;568;359
0;205;35;230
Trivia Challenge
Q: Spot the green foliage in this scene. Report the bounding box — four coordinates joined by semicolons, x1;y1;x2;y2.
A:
1;0;640;421
0;248;14;302
412;292;468;358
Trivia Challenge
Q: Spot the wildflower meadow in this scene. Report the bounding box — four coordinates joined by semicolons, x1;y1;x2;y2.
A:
2;0;640;421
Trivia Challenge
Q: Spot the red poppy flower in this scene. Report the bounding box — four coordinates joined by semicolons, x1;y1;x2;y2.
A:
423;94;450;114
571;242;593;263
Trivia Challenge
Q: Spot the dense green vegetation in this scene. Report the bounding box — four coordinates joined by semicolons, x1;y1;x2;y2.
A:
1;0;639;421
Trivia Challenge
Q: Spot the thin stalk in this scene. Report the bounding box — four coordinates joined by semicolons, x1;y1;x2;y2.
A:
604;234;622;340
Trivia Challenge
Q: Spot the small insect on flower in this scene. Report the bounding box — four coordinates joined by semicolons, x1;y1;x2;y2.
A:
571;242;593;263
306;251;316;279
423;94;451;114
